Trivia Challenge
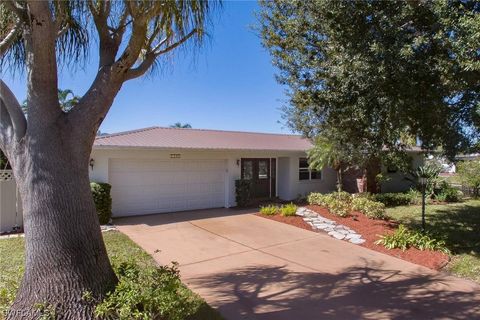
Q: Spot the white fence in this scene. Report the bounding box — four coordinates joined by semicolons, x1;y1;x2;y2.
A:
0;170;22;233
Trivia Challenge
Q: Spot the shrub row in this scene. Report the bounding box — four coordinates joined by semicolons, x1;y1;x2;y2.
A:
308;191;386;219
373;190;421;207
259;203;298;217
351;197;386;219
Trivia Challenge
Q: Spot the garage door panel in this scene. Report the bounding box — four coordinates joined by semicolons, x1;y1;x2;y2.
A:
109;159;226;216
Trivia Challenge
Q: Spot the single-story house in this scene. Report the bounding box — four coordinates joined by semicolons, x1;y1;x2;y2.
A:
89;127;424;217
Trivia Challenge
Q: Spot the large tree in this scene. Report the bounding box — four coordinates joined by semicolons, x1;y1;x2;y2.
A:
259;0;480;168
0;1;216;318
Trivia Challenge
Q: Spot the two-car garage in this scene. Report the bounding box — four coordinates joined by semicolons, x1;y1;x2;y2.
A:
109;158;227;216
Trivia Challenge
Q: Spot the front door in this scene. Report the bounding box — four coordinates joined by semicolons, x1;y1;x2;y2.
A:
241;158;273;198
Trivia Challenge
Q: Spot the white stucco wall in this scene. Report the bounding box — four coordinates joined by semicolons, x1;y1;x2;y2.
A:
89;148;337;208
381;152;425;193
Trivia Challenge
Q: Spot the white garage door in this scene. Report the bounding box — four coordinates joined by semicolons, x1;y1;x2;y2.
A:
109;159;226;216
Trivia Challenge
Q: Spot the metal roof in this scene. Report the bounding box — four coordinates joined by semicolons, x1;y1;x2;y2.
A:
94;127;312;151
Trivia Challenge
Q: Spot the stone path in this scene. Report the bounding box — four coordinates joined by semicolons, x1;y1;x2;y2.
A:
296;207;366;244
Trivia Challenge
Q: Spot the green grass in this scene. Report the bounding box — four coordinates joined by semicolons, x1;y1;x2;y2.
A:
386;200;480;283
0;232;223;320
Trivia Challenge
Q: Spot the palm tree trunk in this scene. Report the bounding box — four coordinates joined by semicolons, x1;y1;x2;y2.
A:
6;133;117;320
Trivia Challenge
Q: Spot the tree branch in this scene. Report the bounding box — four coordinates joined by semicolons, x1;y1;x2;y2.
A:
0;80;27;142
87;0;119;67
125;29;199;81
154;29;199;55
0;101;14;152
0;20;21;57
3;1;29;23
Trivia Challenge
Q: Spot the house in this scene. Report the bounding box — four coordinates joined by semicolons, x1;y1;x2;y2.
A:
89;127;338;217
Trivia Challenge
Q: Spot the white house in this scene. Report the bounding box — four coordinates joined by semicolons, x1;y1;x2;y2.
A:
89;127;338;217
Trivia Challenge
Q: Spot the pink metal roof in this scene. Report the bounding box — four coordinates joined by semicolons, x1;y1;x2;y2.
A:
94;127;313;151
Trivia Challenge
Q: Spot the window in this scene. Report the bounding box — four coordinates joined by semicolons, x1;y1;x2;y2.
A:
299;158;321;180
242;160;253;180
258;160;269;179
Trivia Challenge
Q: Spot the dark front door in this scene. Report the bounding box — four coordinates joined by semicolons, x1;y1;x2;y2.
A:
241;158;272;198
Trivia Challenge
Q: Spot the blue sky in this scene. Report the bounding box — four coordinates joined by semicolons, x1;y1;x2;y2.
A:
3;1;292;135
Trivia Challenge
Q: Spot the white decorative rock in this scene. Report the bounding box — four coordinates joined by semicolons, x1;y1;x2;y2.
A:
328;231;346;240
349;238;366;244
315;223;332;230
296;207;365;245
345;233;362;240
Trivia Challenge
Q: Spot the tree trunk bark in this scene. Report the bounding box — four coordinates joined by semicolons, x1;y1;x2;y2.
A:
6;131;117;320
366;157;381;194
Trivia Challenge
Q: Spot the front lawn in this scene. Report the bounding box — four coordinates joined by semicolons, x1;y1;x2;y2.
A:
0;232;223;320
386;200;480;283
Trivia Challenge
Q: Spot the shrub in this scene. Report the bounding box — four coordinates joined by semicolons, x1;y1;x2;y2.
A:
405;188;422;205
328;200;350;217
308;191;353;217
352;197;386;219
280;203;297;216
330;191;353;203
307;192;328;206
235;179;251;207
435;181;463;203
260;205;279;216
375;225;448;253
90;182;112;224
374;193;412;207
457;160;480;197
95;260;199;320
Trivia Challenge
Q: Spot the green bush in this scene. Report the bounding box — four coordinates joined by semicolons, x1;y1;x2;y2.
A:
457;160;480;197
328;200;350;217
374;193;413;207
90;182;112;224
308;191;353;217
280;203;297;216
95;260;199;320
351;197;386;219
235;179;251;207
307;192;328;206
405;189;422;205
375;225;448;253
435;181;463;203
260;205;279;215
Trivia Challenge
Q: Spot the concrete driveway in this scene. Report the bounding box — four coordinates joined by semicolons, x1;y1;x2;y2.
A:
116;208;480;320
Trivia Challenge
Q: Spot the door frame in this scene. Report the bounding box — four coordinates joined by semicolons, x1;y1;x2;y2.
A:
240;158;277;199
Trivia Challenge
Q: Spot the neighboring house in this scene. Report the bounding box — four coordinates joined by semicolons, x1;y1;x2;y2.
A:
90;127;338;217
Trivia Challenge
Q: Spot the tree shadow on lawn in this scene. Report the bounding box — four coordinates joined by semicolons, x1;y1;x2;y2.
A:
189;263;480;320
399;203;480;255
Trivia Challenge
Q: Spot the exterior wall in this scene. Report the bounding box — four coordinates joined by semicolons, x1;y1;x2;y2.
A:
285;156;337;200
277;157;290;199
90;148;337;208
381;153;425;193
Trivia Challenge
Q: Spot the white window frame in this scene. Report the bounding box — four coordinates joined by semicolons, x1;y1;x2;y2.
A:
298;158;321;181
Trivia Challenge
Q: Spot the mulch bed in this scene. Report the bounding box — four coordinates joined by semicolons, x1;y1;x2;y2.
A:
257;205;450;270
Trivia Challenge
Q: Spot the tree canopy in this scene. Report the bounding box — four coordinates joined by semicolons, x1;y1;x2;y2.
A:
259;0;480;162
170;122;192;128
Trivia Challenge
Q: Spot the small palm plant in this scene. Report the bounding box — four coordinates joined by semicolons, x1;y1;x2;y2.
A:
410;163;441;231
308;136;346;191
